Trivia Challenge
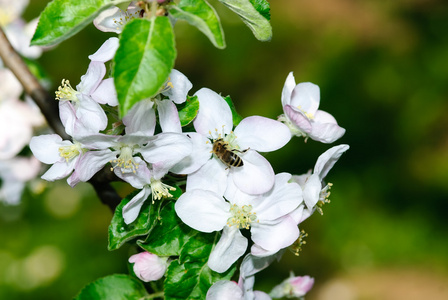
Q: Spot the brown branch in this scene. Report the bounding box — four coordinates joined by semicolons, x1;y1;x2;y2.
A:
0;26;121;212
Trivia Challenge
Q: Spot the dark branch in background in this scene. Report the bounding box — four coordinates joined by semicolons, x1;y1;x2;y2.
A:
0;26;121;212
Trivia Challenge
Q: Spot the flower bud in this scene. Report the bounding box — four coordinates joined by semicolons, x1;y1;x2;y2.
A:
269;274;314;298
128;252;168;282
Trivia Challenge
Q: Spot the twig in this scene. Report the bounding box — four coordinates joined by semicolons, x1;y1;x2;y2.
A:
0;26;121;212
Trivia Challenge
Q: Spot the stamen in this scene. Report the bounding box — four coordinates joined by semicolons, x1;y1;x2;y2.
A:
226;204;258;229
55;79;78;102
316;182;332;215
58;142;83;162
150;179;176;202
110;146;139;174
289;229;308;256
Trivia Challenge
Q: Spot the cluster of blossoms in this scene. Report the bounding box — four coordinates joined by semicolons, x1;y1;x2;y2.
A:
28;2;349;299
0;0;44;205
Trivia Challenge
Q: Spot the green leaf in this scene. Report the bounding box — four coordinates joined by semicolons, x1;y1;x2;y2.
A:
138;202;194;256
31;0;125;46
108;191;158;251
223;95;243;126
218;0;272;41
74;274;148;300
178;95;200;126
114;17;176;117
249;0;271;21
164;233;236;300
169;0;226;49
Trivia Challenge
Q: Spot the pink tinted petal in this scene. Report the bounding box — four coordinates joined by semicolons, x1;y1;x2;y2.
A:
129;252;168;282
170;133;212;175
175;189;230;232
206;280;243;300
70;150;115;185
314;144;350;179
123;187;152;224
162;69;192;104
91;78;118;106
208;226;248;273
157;99;182;133
77;61;106;95
231;150;274;195
281;72;296;107
193;88;233;138
310;121;346;144
234;116;291;152
123;99;156;136
303;174;321;209
290;82;320;115
76;94;108;132
30;134;66;164
186;159;228;195
284;105;312;134
254;291;272;300
88;37;119;62
250;244;279;257
254;173;302;221
251;216;299;251
42;160;76;182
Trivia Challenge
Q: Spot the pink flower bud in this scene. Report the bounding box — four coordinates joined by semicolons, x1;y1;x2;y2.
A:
270;274;314;298
128;252;168;282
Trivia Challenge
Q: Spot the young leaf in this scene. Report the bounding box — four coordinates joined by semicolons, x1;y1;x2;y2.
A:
138;201;194;256
249;0;271;20
217;0;272;41
114;17;176;117
223;95;243;126
31;0;126;46
178;95;200;126
108;191;158;251
74;274;148;300
169;0;226;49
164;233;236;300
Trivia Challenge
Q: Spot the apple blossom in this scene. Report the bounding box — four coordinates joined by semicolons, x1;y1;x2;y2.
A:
128;251;168;282
269;273;314;299
175;173;302;273
93;2;142;34
279;72;345;143
174;88;291;195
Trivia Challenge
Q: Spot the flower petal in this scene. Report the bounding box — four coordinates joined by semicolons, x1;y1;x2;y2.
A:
162;69;192;104
251;216;299;251
284;105;312;134
193;88;233;138
208;226;248;273
234;116;291;152
69;149;115;186
76;94;108;133
186;158;228;195
230;150;274;195
314;144;349;179
88;37;119;62
123;99;156;136
157;99;182;133
170;132;212;175
290;82;320;116
175;189;230;232
91;78;118;106
303;174;321;209
42;160;76;182
123;187;152;224
206;280;243;300
30;134;66;164
281;72;296;107
76;61;106;95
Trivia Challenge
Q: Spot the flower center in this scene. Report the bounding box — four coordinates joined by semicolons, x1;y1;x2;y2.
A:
110;145;139;174
55;79;79;103
227;204;258;229
150;179;176;202
316;182;332;215
112;8;140;32
296;105;314;120
278;114;308;140
58;142;83;162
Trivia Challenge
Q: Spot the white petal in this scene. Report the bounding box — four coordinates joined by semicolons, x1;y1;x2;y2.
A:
162;69;192;104
123;99;156;136
314;144;349;179
58;101;77;136
42;160;76;181
230;150;274;195
88;37;119;62
240;253;279;278
175;189;230;232
281;72;296;107
123;187;152;224
170;133;212;175
290;82;320;116
91;78;118;106
206;280;243;300
30;134;66;164
114;157;151;189
250;244;280;258
157;99;182;133
76;94;108;133
193;88;233;138
251;216;299;251
77;61;106;95
309;114;346;143
186;159;228;195
208;226;248;273
234;116;291;152
93;7;125;33
69;150;115;185
303;174;321;209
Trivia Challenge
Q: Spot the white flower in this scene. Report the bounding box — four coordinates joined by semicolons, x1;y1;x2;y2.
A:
279;72;345;143
93;2;141;34
270;273;314;299
0;156;40;205
174;88;291;195
128;251;168;282
289;144;349;221
175;173;302;273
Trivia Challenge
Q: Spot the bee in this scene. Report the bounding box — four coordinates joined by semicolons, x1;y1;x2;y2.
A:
212;138;247;168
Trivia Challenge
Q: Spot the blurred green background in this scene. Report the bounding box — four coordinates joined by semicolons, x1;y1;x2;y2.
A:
1;0;448;299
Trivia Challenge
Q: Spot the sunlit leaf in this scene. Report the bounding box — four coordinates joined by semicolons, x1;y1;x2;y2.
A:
178;95;200;126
